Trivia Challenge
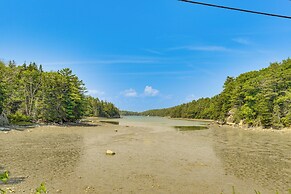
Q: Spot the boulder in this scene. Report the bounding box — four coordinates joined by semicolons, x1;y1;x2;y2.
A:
0;113;9;126
106;150;115;155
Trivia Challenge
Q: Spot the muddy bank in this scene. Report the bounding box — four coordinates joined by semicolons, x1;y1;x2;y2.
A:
211;125;291;192
0;119;290;193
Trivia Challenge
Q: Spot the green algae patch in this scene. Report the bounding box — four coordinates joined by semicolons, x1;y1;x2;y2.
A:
100;120;119;125
174;125;208;131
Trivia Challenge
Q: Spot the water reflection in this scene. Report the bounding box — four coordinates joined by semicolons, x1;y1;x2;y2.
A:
212;127;291;192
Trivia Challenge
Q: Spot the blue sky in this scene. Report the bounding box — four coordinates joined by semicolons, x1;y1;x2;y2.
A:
1;0;291;111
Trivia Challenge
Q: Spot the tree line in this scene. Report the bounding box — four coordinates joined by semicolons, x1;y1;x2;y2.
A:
119;110;140;116
0;61;120;125
141;59;291;129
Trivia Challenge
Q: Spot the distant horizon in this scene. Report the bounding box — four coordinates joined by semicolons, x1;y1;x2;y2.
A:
1;0;290;111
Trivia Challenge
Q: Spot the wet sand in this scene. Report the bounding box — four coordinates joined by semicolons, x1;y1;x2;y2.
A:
0;119;290;193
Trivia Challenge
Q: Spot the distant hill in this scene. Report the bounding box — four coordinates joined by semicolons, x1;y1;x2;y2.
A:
141;59;291;129
120;110;140;116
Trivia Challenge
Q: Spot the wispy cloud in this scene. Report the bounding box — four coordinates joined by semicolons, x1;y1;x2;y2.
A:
122;88;138;97
143;49;163;55
111;70;197;76
232;38;252;46
169;45;229;52
42;55;161;66
144;86;159;97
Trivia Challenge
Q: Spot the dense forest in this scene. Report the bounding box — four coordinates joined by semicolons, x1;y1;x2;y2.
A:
120;110;140;116
142;59;291;129
0;61;120;125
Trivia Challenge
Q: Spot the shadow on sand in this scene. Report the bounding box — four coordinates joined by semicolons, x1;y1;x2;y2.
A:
0;176;26;185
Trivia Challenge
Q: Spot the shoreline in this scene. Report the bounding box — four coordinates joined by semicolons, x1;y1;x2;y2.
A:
169;117;214;123
168;117;291;133
0;117;114;132
2;116;291;134
214;122;291;134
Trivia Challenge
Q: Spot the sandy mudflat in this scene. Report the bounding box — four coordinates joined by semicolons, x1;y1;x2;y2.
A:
0;121;289;194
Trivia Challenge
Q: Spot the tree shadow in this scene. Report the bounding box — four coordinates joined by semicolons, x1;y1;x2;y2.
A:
65;122;101;127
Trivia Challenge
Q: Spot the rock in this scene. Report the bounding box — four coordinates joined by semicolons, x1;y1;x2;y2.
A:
0;113;9;126
226;108;238;124
226;115;234;124
0;127;10;131
7;188;15;193
239;119;250;128
106;150;116;155
239;120;244;127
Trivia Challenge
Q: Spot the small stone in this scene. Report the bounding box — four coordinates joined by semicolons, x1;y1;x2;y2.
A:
106;150;116;155
7;187;15;193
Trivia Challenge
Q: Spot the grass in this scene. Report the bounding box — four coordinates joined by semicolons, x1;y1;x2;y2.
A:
1;171;47;194
35;182;47;194
0;171;9;183
174;125;208;131
0;171;9;194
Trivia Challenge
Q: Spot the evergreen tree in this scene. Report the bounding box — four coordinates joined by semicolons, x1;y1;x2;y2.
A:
0;61;120;124
141;58;291;129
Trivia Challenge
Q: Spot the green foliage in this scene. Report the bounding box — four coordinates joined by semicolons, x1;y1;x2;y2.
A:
0;61;7;115
141;59;291;129
0;171;9;194
39;69;87;123
0;171;9;183
83;96;120;118
282;113;291;127
0;189;6;194
7;112;32;124
254;190;261;194
35;182;47;194
0;61;120;124
240;105;256;123
120;110;140;116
